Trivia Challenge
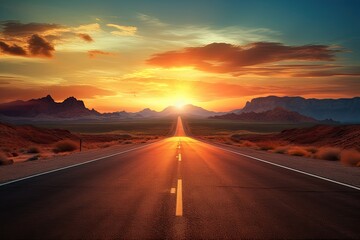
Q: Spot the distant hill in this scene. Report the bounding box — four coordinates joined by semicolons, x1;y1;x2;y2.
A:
0;95;100;118
231;125;360;150
158;104;224;118
233;96;360;122
0;122;78;149
210;107;322;123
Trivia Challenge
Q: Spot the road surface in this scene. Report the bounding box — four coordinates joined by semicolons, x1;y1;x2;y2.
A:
0;117;359;239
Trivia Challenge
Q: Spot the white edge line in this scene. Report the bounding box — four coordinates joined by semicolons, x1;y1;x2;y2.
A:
170;187;176;194
214;145;360;191
0;143;154;187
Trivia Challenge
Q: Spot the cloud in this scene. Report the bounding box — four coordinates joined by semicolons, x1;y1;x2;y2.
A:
72;23;101;32
0;21;63;37
78;33;93;42
137;14;168;27
0;41;27;56
147;42;342;75
106;23;137;36
28;34;55;58
88;50;114;58
0;21;102;58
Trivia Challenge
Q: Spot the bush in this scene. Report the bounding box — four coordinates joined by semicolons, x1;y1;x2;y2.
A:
288;146;310;157
257;141;277;151
273;146;289;154
27;155;40;161
53;140;78;153
239;140;256;147
0;153;13;165
315;147;341;161
12;152;19;157
27;146;40;154
340;150;360;167
305;146;318;154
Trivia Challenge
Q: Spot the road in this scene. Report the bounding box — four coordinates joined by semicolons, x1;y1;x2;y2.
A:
0;116;359;239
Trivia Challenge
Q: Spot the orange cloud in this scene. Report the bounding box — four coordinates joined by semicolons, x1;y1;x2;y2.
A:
0;21;63;37
28;34;54;58
77;33;93;42
147;42;342;76
0;41;27;56
106;23;137;36
88;50;114;58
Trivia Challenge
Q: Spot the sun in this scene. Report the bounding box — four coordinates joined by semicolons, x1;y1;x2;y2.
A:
175;101;186;109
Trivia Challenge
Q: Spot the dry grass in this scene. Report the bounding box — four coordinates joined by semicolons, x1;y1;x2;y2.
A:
287;146;310;157
315;147;341;161
53;140;78;153
0;152;13;165
340;150;360;167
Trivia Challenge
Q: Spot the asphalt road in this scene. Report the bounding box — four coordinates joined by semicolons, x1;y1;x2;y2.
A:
0;117;359;239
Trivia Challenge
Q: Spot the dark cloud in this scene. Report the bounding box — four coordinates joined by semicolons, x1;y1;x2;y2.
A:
147;42;342;75
0;41;27;56
0;21;62;37
28;34;55;58
78;33;93;42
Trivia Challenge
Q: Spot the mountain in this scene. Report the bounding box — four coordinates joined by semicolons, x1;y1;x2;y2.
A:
158;104;224;118
137;108;159;118
210;107;321;123
234;96;360;122
0;95;100;118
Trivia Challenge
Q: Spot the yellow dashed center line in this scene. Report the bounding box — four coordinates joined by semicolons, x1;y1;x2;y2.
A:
176;179;183;216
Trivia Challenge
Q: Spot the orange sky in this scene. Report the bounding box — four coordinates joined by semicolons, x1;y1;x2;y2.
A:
1;1;360;112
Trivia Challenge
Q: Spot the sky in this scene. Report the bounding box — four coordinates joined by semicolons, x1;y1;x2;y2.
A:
0;0;360;112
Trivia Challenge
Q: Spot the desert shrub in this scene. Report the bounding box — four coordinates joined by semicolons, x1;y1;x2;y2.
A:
340;149;360;167
305;146;318;154
12;152;19;157
315;147;341;161
0;153;13;165
27;146;40;154
273;146;289;154
53;140;78;153
288;146;310;157
239;140;256;147
257;141;277;151
27;155;40;161
123;141;132;144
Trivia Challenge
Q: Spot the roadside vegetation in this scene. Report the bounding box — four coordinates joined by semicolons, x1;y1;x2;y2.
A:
184;118;360;167
0;118;176;165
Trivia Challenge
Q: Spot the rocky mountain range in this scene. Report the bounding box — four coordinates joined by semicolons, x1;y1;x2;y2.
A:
0;95;359;122
210;107;321;123
0;95;100;118
233;96;360;122
0;95;224;120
